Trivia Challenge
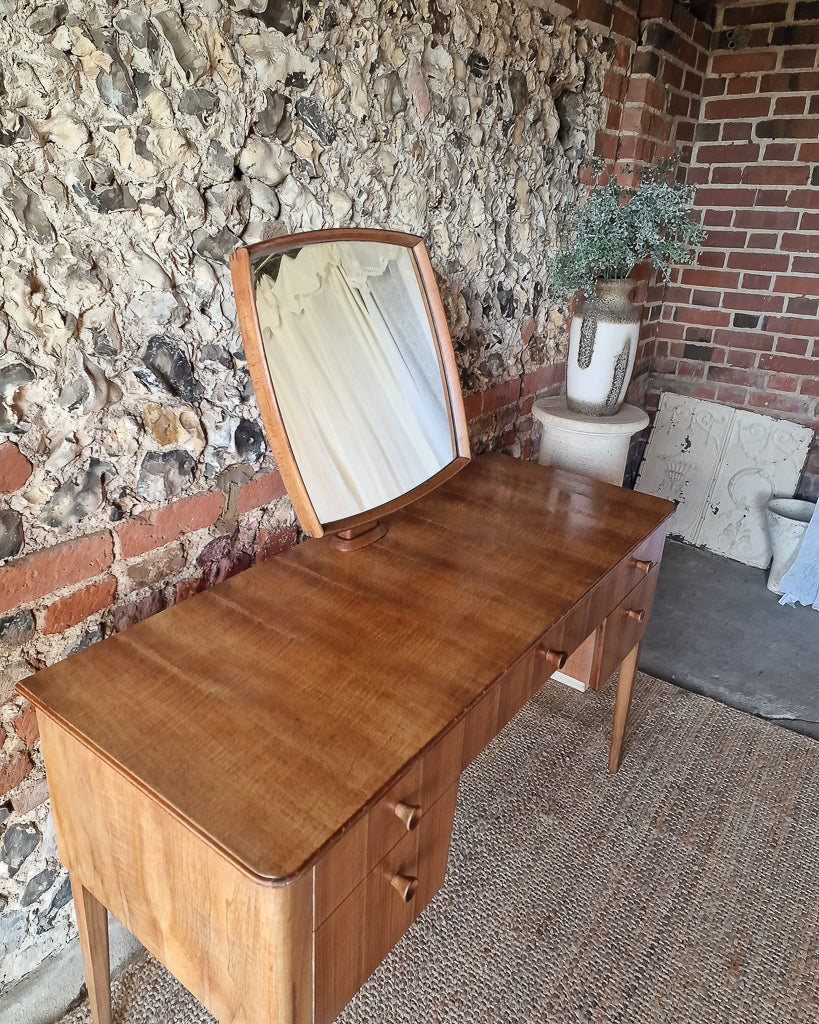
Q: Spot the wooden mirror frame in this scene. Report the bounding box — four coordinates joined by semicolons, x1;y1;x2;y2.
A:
230;228;471;541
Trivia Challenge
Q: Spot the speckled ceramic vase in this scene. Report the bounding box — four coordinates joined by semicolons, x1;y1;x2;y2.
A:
566;279;640;416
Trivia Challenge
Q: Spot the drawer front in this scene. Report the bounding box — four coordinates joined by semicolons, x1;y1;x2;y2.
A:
314;782;458;1024
314;723;463;925
597;564;660;685
529;522;668;692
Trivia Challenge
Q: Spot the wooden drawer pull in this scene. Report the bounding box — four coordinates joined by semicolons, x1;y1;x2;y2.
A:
393;801;422;831
626;608;645;623
390;873;419;903
537;646;567;670
632;558;654;575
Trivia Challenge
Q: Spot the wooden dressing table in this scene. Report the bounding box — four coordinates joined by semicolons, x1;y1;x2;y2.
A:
19;454;672;1024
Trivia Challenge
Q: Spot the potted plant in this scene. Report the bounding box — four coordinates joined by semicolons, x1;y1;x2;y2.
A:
548;157;706;416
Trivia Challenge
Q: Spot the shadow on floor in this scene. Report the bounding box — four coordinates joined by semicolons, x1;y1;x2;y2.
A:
640;539;819;742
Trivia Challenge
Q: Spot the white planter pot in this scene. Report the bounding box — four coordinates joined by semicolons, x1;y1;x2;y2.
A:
766;498;813;594
567;279;639;416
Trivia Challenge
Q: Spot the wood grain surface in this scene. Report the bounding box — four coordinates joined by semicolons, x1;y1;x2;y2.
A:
19;455;673;886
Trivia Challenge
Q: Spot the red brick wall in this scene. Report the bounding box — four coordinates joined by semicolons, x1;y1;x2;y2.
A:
648;1;819;498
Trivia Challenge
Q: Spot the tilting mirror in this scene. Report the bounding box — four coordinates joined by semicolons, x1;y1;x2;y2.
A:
230;229;470;546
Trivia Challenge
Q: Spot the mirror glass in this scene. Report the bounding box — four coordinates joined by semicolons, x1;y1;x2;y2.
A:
248;238;460;526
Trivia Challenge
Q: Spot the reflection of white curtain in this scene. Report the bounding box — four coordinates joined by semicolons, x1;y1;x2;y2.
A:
255;242;452;523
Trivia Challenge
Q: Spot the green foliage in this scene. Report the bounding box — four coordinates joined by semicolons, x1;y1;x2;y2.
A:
548;158;707;304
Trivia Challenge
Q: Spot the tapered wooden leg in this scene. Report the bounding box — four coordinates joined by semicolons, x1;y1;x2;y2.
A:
609;642;640;774
70;879;112;1024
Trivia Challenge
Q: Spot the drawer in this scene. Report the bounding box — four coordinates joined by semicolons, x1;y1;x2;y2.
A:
461;651;538;770
314;781;458;1024
596;564;660;685
529;522;668;692
314;722;463;925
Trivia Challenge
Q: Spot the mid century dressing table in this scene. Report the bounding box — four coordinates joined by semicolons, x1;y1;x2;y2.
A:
18;231;673;1024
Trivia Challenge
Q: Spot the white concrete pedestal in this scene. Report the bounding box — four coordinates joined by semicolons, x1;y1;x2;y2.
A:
533;398;649;486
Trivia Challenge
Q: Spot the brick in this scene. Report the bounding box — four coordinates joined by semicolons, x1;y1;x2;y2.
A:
771;23;819;47
788;188;819;209
11;704;39;748
0;532;114;617
711;52;778;76
721;121;753;142
756;118;819;140
758;353;818;375
732;312;761;328
521;364;560;397
625;76;667;112
755;189;789;207
576;0;613;28
683;69;703;95
721;347;759;368
462;392;482;420
747;391;805;416
765;315;817;335
801;378;819;397
709;166;743;184
722;291;784;314
117;491;223;559
0;443;33;493
611;5;639;40
42;577;117;635
639;0;673;18
700;229;748;249
482;378;522;413
0;750;31;798
679;268;741;290
795;1;819;20
727;251;790;272
703;96;771;121
733;209;800;232
696;143;760;164
723;2;789;26
715;384;749;405
662;61;685;92
798;142;819;161
236;471;286;515
761;71;819;93
794;255;819;274
774;274;819;296
671;306;731;328
763;143;798;161
787;296;819;315
711;330;773;351
703;77;726;97
774;95;808;117
741;165;810;186
776;337;810;355
725;76;758;96
683;342;713;361
111;590;166;633
707;365;765;387
739;275;772;291
691;289;722;307
782;47;818;69
767;373;800;393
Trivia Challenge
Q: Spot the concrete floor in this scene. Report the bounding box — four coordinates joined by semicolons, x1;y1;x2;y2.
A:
640;539;819;742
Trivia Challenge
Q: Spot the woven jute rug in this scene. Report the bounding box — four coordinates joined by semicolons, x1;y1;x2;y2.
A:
60;673;819;1024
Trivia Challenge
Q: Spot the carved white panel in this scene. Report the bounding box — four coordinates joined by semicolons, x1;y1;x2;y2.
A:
636;395;813;566
696;411;814;566
635;394;732;540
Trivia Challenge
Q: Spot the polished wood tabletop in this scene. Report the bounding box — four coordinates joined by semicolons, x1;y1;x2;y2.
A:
20;454;672;887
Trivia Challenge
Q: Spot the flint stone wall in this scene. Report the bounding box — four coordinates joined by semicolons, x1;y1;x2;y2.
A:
0;0;611;993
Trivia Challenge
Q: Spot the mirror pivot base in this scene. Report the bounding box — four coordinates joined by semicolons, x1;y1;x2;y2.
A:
326;520;388;552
